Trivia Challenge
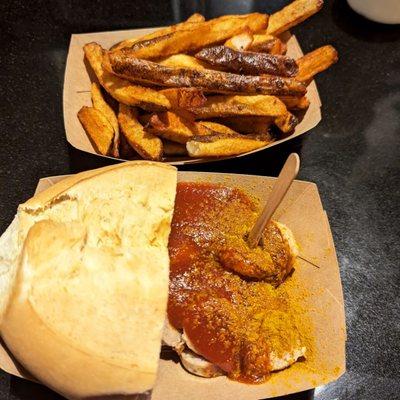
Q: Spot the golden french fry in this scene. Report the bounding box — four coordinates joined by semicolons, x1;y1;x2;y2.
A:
118;104;163;160
197;121;238;135
279;95;310;110
186;134;269;157
274;112;298;133
84;42;170;110
250;34;287;55
147;111;214;143
111;14;205;51
296;45;338;83
190;95;287;119
105;51;306;96
159;88;206;109
224;29;253;51
163;140;188;156
215;116;273;136
116;13;268;59
267;0;323;35
91;82;119;157
158;54;208;70
77;106;114;155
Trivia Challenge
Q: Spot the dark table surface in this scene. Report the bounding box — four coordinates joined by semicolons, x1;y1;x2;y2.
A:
1;0;399;399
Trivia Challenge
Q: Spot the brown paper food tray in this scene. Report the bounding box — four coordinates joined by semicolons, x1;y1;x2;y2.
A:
63;29;322;165
0;171;345;399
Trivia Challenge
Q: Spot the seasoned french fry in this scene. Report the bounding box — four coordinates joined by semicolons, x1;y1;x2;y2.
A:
224;29;253;51
274;112;298;133
91;82;119;157
77;106;114;155
215;116;273;136
163;140;188;156
190;95;287;119
250;34;287;55
186;13;205;23
111;14;205;51
296;45;338;83
158;54;208;70
279;95;310;110
146;111;213;143
197;121;238;135
116;13;268;59
195;45;298;77
267;0;323;36
105;52;306;96
186;134;269;157
118;104;163;160
84;42;170;110
159;88;206;108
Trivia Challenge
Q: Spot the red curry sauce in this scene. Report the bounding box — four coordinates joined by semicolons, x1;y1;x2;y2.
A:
167;182;298;383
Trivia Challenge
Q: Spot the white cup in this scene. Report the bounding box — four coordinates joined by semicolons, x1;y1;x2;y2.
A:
347;0;400;24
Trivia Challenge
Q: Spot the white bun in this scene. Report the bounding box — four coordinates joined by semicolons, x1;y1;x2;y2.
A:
0;161;177;399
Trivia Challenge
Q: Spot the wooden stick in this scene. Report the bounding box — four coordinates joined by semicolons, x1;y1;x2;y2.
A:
247;153;300;248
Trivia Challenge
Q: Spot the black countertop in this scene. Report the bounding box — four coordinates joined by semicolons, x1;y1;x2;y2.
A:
0;0;399;399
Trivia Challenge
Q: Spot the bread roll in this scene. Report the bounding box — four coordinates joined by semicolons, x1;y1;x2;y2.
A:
0;161;177;399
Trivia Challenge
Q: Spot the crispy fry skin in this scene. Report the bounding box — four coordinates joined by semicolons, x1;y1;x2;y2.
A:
274;112;298;133
163;140;188;156
158;54;208;70
111;14;205;51
197;121;238;135
90;82;119;157
105;51;306;96
186;134;269;157
195;46;298;77
224;29;253;51
189;95;287;119
250;34;287;55
267;0;323;35
147;111;214;143
159;88;207;108
118;13;268;59
118;104;163;160
77;106;114;155
215;116;273;136
279;95;310;110
84;42;170;110
296;45;338;83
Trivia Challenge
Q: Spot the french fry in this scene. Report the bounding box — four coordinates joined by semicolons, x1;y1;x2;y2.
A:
163;140;188;156
296;45;338;83
90;82;119;157
267;0;323;36
117;13;268;59
84;42;170;110
111;14;205;51
159;88;206;108
186;134;269;157
77;106;114;155
274;111;298;133
118;104;163;160
250;34;287;55
279;95;310;110
105;52;306;96
197;121;238;135
195;45;298;77
215;116;273;136
158;54;208;70
224;29;253;51
189;95;287;119
146;111;213;143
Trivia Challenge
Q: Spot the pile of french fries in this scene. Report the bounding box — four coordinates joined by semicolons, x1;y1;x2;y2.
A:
78;0;337;160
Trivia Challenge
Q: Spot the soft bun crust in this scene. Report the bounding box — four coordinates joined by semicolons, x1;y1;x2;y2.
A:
1;161;177;399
